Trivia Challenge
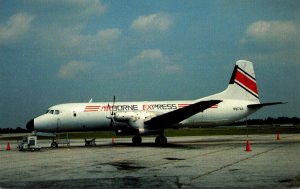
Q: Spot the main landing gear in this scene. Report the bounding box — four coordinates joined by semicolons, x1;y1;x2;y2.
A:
155;135;168;145
131;135;168;146
132;135;142;145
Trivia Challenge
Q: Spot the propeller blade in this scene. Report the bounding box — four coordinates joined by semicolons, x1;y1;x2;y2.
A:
111;96;116;115
108;96;116;133
110;119;114;134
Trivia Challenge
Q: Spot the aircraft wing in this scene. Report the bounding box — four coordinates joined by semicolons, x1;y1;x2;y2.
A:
144;100;222;127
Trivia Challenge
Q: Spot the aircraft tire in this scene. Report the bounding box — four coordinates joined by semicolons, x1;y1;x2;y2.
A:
132;135;142;145
155;135;168;146
51;142;58;148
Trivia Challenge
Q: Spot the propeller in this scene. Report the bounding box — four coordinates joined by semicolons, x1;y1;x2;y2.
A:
110;96;116;116
107;96;116;133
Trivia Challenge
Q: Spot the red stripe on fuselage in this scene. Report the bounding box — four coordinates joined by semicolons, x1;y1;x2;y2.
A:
84;106;100;112
178;104;190;108
210;105;218;108
235;70;258;95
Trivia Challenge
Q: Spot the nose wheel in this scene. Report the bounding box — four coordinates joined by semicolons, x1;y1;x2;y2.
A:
51;141;58;148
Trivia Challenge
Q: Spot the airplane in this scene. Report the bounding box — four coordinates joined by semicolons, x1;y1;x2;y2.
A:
26;60;284;147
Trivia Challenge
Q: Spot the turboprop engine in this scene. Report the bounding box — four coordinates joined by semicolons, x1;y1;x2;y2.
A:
114;111;160;134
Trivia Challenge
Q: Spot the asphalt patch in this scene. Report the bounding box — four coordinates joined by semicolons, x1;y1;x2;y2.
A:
108;160;146;171
164;157;185;161
0;177;180;188
279;176;300;187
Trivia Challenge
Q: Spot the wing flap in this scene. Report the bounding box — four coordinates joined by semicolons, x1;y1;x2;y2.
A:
145;100;222;127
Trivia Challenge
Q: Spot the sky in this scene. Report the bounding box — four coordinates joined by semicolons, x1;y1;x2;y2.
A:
0;0;299;129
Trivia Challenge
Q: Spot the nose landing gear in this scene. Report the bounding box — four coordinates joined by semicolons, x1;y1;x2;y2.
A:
50;133;70;148
51;141;58;148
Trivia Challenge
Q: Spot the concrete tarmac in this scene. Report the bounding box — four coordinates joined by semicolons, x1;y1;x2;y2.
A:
0;134;300;188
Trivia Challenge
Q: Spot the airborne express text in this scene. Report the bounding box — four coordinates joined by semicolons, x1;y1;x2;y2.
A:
99;104;178;111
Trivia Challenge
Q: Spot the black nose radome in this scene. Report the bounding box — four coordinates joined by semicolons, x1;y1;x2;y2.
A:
26;119;34;131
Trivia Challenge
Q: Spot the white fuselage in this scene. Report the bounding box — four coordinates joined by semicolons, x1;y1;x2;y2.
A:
33;99;257;133
28;60;274;139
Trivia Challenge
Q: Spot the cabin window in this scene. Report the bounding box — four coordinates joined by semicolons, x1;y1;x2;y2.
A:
73;112;77;117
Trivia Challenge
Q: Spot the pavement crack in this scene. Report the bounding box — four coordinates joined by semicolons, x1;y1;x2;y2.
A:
190;144;285;181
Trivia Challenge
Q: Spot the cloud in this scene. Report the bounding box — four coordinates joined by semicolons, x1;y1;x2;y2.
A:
129;49;166;65
239;20;300;65
68;0;106;16
26;0;106;24
57;60;95;79
96;28;121;41
131;12;173;32
34;24;121;57
0;13;35;44
69;28;121;52
128;49;181;74
163;64;182;73
15;0;111;56
30;0;114;52
240;20;299;49
0;1;120;66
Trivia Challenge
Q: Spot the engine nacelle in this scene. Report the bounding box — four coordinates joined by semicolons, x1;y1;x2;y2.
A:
114;111;159;133
114;111;157;123
114;112;138;122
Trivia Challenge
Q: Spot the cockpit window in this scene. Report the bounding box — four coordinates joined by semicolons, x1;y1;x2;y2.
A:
47;109;60;115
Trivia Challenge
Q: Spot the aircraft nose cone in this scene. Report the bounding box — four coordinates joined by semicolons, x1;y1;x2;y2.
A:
26;119;34;131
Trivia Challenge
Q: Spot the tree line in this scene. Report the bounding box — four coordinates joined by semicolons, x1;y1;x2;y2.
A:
0;127;28;133
233;117;300;126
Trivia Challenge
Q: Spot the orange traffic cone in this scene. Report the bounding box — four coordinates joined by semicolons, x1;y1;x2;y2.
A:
245;140;251;152
112;137;115;144
6;142;11;151
277;133;280;140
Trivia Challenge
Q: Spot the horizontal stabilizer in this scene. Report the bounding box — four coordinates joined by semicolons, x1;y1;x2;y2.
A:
145;100;222;127
247;102;287;109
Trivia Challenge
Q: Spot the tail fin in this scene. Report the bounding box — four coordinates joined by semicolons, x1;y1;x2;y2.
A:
209;60;260;102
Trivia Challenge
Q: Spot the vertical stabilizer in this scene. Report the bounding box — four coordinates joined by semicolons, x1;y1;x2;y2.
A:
208;60;260;102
